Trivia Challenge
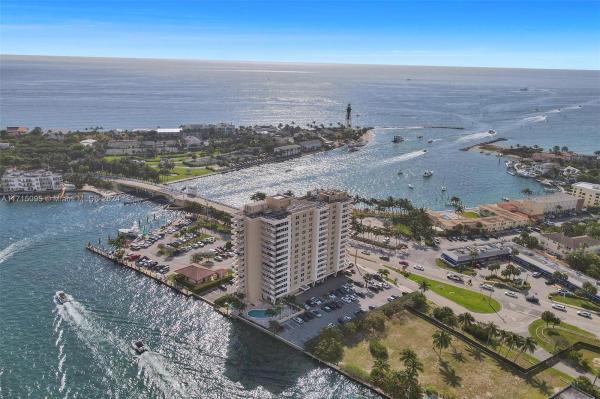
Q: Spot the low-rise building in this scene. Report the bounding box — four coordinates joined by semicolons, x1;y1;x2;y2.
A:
233;189;352;304
536;232;600;257
427;203;530;233
1;169;64;193
298;139;323;152
273;144;301;158
106;140;142;155
80;139;97;147
571;182;600;208
0;142;10;150
516;192;582;218
441;243;511;267
6;126;28;137
176;264;229;285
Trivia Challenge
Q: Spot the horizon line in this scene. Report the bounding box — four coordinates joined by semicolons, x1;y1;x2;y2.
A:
2;53;599;73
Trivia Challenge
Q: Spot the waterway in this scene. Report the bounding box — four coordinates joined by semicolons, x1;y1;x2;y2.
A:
0;198;376;398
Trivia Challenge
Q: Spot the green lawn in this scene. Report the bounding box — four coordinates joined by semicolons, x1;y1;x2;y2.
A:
159;166;212;182
549;294;600;312
462;211;480;219
340;310;570;399
407;274;501;313
394;223;412;236
528;319;599;354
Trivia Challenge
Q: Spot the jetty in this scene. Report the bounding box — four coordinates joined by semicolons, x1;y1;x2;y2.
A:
106;177;239;215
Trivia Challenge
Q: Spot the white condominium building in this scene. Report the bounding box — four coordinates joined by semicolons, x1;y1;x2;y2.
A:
1;169;63;193
571;182;600;208
233;189;352;304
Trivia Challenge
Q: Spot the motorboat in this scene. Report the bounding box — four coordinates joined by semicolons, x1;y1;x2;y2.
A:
502;197;510;202
285;169;292;173
118;222;140;238
423;170;434;178
131;340;148;354
397;170;403;175
408;184;414;189
488;129;497;135
441;186;447;192
55;291;71;304
427;139;434;144
392;135;405;143
416;134;423;139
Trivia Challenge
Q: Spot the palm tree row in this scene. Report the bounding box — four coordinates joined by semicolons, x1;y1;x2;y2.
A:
353;195;415;215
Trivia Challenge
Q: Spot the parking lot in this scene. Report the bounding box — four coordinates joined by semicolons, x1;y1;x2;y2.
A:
279;271;412;346
127;217;236;274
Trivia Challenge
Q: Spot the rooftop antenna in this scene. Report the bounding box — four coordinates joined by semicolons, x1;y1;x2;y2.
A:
346;103;352;128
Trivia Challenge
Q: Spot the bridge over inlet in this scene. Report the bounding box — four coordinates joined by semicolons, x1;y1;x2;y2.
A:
108;177;239;215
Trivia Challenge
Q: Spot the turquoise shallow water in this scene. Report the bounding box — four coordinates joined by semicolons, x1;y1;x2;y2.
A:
0;198;376;398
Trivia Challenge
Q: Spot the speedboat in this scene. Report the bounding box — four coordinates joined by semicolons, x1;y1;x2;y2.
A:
408;184;414;189
416;134;423;139
502;197;510;202
441;186;447;192
423;170;433;177
488;129;497;135
55;291;71;304
427;139;434;144
131;340;148;354
397;170;403;175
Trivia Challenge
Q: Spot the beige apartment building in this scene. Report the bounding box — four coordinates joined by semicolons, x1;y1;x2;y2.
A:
233;189;352;304
516;192;581;218
571;182;600;208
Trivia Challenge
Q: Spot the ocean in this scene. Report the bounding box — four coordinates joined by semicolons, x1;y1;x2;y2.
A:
1;55;600;398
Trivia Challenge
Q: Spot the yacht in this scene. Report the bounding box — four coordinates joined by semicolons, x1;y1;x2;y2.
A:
131;340;148;354
55;291;71;304
408;184;414;189
392;135;405;143
423;170;434;178
502;197;510;202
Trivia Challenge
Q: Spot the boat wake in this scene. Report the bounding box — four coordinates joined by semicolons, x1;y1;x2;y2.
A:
0;237;34;264
138;352;185;397
456;131;496;142
55;299;185;397
522;115;547;123
379;149;427;165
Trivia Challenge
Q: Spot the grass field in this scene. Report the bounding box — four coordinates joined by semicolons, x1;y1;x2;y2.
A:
340;310;570;399
462;211;480;219
549;294;600;312
528;319;599;353
407;274;501;313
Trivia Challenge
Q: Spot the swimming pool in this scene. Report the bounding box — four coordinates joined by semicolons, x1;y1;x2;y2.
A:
247;309;269;318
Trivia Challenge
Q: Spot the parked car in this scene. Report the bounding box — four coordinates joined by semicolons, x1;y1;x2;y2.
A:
413;264;424;271
532;272;542;278
293;317;304;324
504;291;518;298
481;284;494;291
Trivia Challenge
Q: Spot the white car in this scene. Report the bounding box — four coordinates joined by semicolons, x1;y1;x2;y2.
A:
481;284;494;291
552;303;567;312
413;264;424;271
293;317;304;324
577;311;592;319
504;291;518;298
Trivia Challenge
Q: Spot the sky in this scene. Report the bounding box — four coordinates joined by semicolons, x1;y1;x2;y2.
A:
1;0;599;70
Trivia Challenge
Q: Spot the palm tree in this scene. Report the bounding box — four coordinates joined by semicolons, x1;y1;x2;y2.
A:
504;332;521;356
399;348;423;378
419;280;430;293
432;330;452;356
457;312;475;330
514;337;537;363
488;263;500;276
484;322;499;346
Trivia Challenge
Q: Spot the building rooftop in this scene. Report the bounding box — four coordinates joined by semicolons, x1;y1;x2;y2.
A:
573;182;600;191
526;192;578;203
541;232;600;250
177;264;227;282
